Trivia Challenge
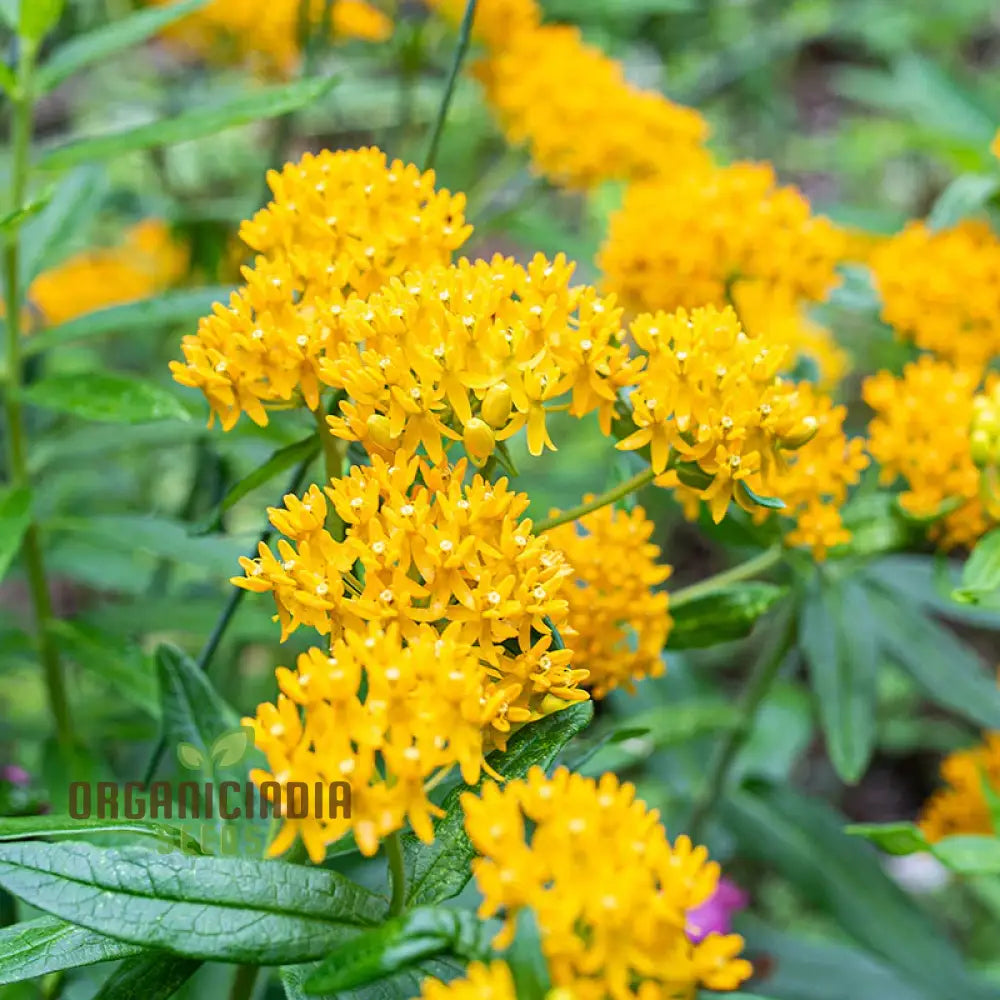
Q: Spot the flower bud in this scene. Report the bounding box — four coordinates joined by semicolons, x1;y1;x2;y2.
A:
971;428;993;468
463;417;495;464
778;415;819;450
480;382;512;428
366;413;395;452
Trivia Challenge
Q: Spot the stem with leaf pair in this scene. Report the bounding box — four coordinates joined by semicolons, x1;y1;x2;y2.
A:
2;37;72;753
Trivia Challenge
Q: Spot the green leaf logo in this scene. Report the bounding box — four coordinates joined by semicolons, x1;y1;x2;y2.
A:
176;742;205;770
210;727;254;768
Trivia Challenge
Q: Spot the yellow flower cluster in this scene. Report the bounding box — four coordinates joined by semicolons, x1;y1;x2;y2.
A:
600;162;845;316
27;220;187;329
474;25;709;189
463;767;753;999
423;0;540;50
417;962;517;1000
864;357;992;549
919;733;1000;841
322;253;636;462
152;0;392;76
618;306;821;523
869;220;1000;371
548;505;671;697
247;623;500;860
237;452;587;726
170;148;471;430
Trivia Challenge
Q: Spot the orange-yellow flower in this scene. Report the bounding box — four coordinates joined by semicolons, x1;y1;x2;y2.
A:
462;767;753;999
600;161;844;314
920;733;1000;842
424;0;540;49
548;505;671;697
416;961;518;1000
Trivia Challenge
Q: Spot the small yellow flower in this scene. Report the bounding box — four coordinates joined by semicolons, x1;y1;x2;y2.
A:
920;733;1000;841
462;767;753;999
424;0;541;49
549;505;671;698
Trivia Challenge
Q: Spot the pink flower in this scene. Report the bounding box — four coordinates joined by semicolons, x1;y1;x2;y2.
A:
0;765;30;788
685;877;749;942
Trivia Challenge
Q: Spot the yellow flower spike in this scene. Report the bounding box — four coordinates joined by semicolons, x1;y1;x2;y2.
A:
461;767;752;999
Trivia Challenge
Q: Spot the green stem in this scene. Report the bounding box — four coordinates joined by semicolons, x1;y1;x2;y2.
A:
228;963;260;1000
670;546;783;605
2;40;72;753
535;467;656;533
312;402;346;538
386;830;407;917
424;0;478;171
686;606;796;839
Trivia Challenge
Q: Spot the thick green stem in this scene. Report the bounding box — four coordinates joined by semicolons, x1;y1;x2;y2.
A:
670;546;783;605
686;606;796;839
535;467;656;533
424;0;478;171
386;830;407;917
3;40;72;753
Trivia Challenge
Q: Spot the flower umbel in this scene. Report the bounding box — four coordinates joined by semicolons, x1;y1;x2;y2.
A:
462;766;753;999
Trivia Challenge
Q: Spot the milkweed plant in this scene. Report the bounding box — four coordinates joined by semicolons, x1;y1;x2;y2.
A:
3;1;1000;999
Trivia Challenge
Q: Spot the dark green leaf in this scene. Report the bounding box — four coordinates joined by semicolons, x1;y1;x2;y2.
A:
0;487;31;584
404;701;593;906
722;784;996;999
845;822;930;856
666;583;787;649
37;0;208;92
0;842;385;963
23;373;191;424
194;434;320;534
0;815;195;852
283;959;464;1000
23;286;233;357
953;528;1000;605
865;579;1000;729
932;835;1000;875
36;75;340;170
305;908;491;994
799;574;877;784
927;174;1000;231
0;916;141;986
506;909;549;1000
93;952;202;1000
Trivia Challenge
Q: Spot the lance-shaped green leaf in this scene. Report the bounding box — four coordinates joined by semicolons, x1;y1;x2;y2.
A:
0;814;197;852
864;579;1000;729
666;582;786;650
23;286;233;357
799;573;877;784
23;373;191;424
305;907;492;994
37;75;340;170
927;173;1000;232
283;958;465;1000
0;190;53;235
0;915;142;986
193;433;320;534
93;953;202;999
0;487;31;584
404;701;593;907
37;0;208;93
0;841;386;963
846;822;931;857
